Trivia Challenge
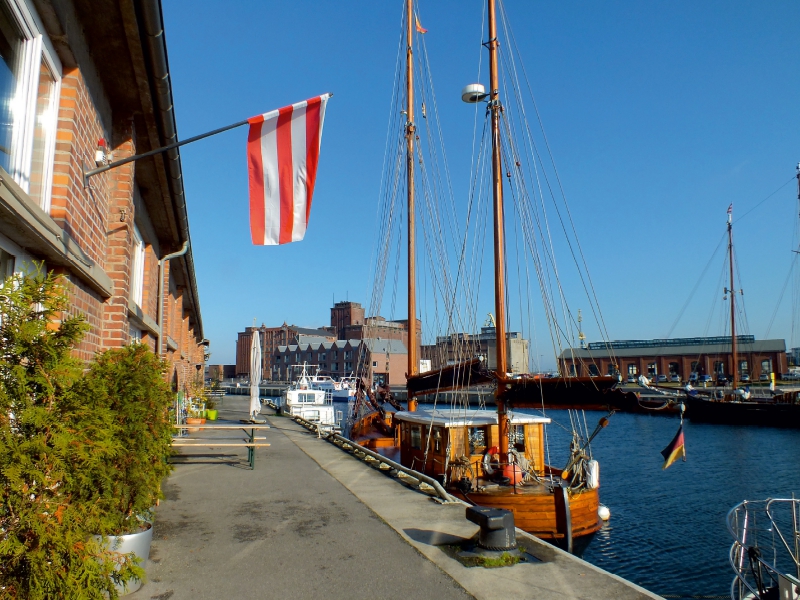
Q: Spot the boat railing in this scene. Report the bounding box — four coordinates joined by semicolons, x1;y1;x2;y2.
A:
291;413;456;504
727;498;800;600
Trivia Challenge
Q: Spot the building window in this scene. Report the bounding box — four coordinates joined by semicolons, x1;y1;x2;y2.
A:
319;363;326;371
345;362;352;371
295;353;299;361
344;350;352;360
761;359;772;375
0;0;61;210
0;247;14;280
284;355;288;363
588;364;599;376
568;364;576;376
129;326;142;343
627;363;637;376
739;360;748;375
647;362;657;376
130;224;145;307
690;361;699;374
319;352;326;361
714;361;725;375
332;351;338;359
372;361;378;368
668;362;679;375
331;362;338;372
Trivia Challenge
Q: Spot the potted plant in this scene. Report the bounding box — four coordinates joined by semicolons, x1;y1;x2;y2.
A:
0;270;141;598
84;343;175;595
205;396;218;421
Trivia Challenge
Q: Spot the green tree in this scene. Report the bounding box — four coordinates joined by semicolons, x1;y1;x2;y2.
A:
0;270;173;598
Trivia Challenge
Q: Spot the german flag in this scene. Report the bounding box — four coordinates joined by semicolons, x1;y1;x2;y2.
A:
660;424;686;470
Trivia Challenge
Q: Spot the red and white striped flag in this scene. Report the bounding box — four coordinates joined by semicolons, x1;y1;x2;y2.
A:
247;93;330;245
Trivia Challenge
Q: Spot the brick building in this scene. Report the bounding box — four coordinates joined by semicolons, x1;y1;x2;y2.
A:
273;338;408;386
559;336;786;380
421;326;530;375
235;323;335;379
0;0;205;390
331;301;421;357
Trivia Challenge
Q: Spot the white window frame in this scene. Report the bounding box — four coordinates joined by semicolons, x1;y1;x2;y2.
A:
130;224;145;307
4;0;62;211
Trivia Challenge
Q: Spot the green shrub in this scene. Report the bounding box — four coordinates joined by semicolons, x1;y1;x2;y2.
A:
0;270;174;598
84;344;174;532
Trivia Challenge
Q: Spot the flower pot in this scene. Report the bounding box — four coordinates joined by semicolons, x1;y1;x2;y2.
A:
185;417;203;425
206;409;218;421
99;522;153;596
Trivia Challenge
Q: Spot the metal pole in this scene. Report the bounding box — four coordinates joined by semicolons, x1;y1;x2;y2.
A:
157;241;189;357
728;212;737;390
487;0;509;461
406;0;418;411
83;119;250;186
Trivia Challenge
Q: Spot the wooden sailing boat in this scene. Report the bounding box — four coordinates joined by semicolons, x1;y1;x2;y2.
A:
349;0;614;552
683;201;800;427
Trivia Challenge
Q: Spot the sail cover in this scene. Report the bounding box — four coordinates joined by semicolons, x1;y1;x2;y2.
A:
247;93;330;245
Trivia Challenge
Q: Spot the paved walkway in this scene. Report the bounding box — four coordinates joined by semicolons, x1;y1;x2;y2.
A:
137;396;471;600
137;396;663;600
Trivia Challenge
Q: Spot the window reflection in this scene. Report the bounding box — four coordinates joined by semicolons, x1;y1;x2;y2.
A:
30;61;55;206
0;4;22;174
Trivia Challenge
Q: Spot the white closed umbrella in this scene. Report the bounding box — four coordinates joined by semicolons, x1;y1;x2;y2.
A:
250;330;262;419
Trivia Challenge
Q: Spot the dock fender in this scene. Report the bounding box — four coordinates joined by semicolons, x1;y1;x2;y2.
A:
554;483;573;554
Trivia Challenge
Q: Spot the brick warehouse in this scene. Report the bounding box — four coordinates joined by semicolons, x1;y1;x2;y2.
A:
0;0;205;388
559;336;786;381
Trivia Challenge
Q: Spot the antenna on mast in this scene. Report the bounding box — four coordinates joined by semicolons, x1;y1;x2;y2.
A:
578;309;586;349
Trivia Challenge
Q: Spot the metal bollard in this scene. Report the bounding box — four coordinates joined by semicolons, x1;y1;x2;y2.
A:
466;506;517;551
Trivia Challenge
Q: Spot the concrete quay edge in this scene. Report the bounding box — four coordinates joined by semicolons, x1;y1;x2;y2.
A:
273;410;664;600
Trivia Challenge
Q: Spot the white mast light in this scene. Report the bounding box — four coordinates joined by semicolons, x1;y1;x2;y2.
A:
461;83;488;103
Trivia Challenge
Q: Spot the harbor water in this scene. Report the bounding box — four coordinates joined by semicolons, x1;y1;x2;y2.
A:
519;408;800;599
326;399;800;598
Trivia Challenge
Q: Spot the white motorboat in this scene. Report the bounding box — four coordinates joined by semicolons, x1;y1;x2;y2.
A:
281;363;338;430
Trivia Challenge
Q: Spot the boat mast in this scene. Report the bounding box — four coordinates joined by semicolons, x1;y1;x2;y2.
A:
487;0;509;458
728;209;738;390
406;0;418;411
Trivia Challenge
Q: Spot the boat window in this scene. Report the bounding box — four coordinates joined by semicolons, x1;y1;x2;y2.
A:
410;427;421;449
299;393;316;403
510;425;525;451
468;427;486;455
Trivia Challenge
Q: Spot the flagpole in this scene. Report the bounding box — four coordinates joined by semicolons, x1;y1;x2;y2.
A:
82;119;249;187
82;92;334;187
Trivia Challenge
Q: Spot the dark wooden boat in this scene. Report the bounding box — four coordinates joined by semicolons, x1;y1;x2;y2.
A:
684;392;800;427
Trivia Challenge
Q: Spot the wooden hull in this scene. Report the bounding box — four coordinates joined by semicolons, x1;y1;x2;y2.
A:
452;485;601;548
685;396;800;427
499;376;635;410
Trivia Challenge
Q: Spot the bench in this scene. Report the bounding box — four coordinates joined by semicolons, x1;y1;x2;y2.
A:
172;423;271;469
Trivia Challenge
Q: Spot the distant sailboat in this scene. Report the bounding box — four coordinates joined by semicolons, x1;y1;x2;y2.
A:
683;202;800;427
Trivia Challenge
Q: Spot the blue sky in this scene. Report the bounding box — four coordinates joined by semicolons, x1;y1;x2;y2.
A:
162;1;800;367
